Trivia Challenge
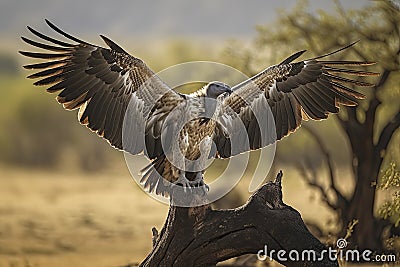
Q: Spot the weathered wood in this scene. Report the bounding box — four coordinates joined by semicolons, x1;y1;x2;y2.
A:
140;171;338;267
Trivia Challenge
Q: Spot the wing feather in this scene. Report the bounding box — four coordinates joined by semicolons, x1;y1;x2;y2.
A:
215;43;378;157
21;36;72;52
27;25;75;47
20;20;184;157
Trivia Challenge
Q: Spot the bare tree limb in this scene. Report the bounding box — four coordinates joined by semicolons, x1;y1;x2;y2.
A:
297;163;338;211
301;125;349;212
140;171;339;267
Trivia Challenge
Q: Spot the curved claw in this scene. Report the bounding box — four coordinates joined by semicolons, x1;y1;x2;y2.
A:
172;172;209;195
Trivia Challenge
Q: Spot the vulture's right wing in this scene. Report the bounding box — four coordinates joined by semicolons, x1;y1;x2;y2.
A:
214;43;378;158
20;20;184;158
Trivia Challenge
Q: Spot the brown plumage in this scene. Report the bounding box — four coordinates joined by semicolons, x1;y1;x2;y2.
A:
20;20;378;197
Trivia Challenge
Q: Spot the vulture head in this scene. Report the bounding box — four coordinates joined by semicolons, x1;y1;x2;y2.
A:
205;81;232;99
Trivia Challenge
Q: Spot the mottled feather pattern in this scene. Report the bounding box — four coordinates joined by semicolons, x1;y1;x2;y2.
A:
215;45;378;157
19;20;189;195
20;20;183;156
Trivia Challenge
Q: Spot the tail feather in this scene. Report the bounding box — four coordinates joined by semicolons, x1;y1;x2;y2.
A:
139;156;206;198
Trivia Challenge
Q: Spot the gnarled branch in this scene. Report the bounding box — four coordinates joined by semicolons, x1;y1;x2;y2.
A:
140;171;338;267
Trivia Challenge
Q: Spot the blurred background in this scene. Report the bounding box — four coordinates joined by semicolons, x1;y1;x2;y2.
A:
0;0;399;266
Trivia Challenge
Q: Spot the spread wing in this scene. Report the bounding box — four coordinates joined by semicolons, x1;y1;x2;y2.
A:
214;43;378;158
20;20;184;158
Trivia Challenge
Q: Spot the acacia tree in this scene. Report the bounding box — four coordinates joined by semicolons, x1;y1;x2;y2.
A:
224;0;400;252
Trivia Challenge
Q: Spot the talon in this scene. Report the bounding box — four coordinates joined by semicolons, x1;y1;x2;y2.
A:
192;175;209;195
172;171;209;195
197;180;209;196
173;173;192;192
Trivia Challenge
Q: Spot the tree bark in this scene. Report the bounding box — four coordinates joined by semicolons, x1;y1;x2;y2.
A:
140;171;339;267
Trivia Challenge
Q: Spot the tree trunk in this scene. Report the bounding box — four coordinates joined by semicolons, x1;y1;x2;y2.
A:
343;119;385;251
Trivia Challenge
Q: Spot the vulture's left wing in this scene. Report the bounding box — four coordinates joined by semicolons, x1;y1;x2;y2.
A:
20;20;185;158
214;43;378;158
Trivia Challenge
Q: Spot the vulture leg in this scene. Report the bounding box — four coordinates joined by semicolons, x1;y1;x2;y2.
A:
193;171;209;194
173;172;193;192
190;136;212;193
172;132;191;192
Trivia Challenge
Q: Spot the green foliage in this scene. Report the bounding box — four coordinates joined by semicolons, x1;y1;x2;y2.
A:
379;162;400;190
378;162;400;227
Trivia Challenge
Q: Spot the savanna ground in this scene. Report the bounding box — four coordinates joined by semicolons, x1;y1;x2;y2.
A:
0;164;159;267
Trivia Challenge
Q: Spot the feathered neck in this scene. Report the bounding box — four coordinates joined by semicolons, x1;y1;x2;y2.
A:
189;85;207;98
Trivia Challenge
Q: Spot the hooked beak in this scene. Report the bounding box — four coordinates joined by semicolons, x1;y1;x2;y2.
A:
225;88;233;95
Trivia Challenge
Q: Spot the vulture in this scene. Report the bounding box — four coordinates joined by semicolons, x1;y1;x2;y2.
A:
20;20;378;198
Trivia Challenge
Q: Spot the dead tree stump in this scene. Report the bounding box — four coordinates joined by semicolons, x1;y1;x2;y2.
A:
140;171;338;267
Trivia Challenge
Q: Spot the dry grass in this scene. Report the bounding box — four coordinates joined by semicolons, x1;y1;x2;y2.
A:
0;165;168;267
